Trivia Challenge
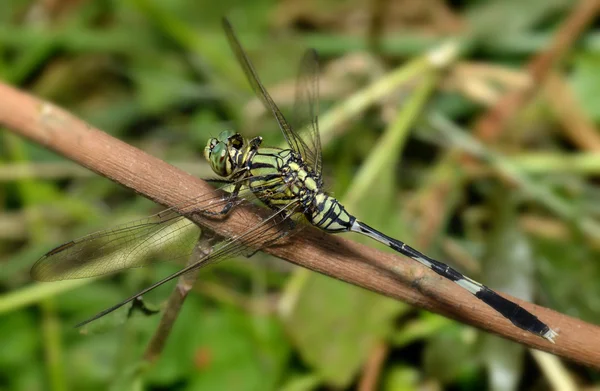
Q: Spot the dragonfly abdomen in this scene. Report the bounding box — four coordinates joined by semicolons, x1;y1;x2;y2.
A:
307;193;355;233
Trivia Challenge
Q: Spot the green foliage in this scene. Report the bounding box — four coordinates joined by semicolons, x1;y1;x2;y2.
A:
1;0;599;390
284;274;402;387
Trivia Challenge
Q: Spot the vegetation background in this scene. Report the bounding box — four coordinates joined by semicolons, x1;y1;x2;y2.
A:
1;0;599;390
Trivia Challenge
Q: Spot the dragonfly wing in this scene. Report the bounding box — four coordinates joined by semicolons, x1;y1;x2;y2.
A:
31;212;200;281
75;201;303;327
222;18;316;167
31;175;284;282
292;49;322;177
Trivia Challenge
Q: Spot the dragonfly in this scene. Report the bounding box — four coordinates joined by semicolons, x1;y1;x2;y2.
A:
31;19;557;342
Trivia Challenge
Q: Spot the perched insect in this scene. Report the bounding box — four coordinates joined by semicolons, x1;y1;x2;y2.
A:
32;19;556;342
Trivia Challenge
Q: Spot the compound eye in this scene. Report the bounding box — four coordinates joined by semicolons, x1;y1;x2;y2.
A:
204;138;220;161
218;130;235;140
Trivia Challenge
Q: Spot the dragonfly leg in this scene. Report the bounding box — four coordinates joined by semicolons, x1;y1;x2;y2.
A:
249;136;262;149
127;296;160;318
204;178;233;185
202;181;244;216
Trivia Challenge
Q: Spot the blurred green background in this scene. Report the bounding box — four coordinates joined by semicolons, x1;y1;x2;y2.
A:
1;0;600;390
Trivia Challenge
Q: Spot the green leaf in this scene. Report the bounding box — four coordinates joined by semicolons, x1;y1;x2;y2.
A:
148;298;291;391
284;274;402;387
0;312;39;368
423;329;479;385
382;365;419;391
570;53;600;122
278;373;322;391
467;0;572;40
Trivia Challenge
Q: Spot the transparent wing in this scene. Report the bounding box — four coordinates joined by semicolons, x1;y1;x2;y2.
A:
31;213;199;281
75;201;303;327
292;49;322;176
31;174;286;281
222;18;319;173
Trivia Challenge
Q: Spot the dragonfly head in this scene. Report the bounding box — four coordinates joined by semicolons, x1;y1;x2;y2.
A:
204;130;246;177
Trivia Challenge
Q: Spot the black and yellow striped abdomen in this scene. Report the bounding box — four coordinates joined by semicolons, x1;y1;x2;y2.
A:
248;147;354;233
307;193;354;232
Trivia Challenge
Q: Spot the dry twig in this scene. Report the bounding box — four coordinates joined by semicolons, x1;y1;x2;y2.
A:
474;0;600;141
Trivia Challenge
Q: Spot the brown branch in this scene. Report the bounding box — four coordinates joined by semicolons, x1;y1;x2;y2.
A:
545;73;600;152
1;81;600;368
358;340;389;391
143;235;213;363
